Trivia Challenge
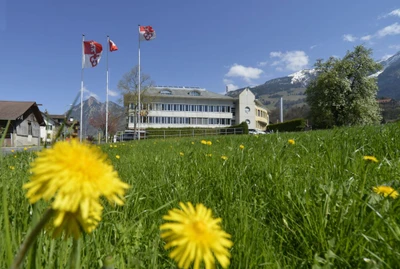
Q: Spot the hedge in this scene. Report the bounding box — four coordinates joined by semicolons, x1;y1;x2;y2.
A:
267;118;306;132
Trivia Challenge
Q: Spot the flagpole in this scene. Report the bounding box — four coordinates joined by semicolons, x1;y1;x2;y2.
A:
106;35;109;143
138;25;141;141
80;34;85;142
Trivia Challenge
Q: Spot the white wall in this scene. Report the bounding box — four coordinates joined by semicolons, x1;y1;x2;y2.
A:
237;89;256;129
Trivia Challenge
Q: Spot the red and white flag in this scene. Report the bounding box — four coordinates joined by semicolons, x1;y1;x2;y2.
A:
83;40;103;68
109;39;118;52
139;25;156;41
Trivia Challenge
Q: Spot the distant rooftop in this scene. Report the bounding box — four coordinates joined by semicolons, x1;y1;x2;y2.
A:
154;86;206;91
143;86;233;100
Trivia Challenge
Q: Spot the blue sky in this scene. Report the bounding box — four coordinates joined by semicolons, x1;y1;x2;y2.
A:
1;0;400;114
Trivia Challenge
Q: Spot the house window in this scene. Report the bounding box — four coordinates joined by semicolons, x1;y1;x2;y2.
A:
28;122;32;135
46;125;52;130
188;91;200;96
160;90;172;95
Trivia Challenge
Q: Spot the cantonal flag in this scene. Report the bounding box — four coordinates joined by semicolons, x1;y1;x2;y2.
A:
83;40;103;68
109;39;118;52
139;25;156;41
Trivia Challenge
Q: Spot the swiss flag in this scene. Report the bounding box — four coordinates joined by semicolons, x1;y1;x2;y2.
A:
109;39;118;52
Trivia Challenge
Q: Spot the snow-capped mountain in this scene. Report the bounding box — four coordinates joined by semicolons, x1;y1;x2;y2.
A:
377;51;400;99
379;51;400;69
227;51;400;109
288;69;318;87
370;51;400;78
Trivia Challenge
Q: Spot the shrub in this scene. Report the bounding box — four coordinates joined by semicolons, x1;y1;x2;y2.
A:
267;118;306;132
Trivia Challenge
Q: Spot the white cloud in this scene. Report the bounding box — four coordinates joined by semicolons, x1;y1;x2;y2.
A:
361;35;372;41
83;87;100;100
225;83;239;92
225;64;263;83
221;79;239;93
310;44;318;50
269;50;309;71
108;89;119;97
270;51;282;57
343;34;357;42
257;61;268;67
387;9;400;17
377;22;400;37
389;44;400;50
223;78;234;84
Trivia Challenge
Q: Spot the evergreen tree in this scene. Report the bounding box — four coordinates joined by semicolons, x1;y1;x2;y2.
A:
306;45;382;128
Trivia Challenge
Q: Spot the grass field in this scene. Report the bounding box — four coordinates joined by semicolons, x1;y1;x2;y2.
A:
1;123;400;268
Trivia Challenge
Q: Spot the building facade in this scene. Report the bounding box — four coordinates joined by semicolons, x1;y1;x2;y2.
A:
125;86;269;131
0;101;45;147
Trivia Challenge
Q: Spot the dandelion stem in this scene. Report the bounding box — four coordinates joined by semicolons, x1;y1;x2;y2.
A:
69;238;81;269
10;208;54;269
360;165;368;200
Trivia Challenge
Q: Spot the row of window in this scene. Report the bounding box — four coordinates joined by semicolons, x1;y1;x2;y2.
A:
256;109;268;118
130;116;231;125
160;90;201;96
130;103;232;113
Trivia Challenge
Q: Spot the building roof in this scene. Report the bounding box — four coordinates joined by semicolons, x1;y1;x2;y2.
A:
143;86;235;100
46;114;66;119
0;101;45;125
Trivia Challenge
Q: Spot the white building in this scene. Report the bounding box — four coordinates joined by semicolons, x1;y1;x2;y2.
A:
125;86;269;131
40;113;57;143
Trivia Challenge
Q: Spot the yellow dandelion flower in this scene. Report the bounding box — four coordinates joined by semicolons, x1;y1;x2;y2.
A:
363;156;378;163
206;141;212;146
116;155;120;159
205;153;212;157
373;186;399;199
221;156;228;161
14;155;17;158
113;145;117;148
201;140;207;145
191;142;195;145
23;140;130;236
180;152;184;156
52;200;103;239
109;145;113;148
11;150;15;153
160;202;233;269
24;147;28;151
288;139;295;145
9;166;15;170
239;145;245;150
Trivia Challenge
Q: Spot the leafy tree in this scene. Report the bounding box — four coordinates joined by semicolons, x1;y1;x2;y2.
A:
306;45;382;128
117;65;155;130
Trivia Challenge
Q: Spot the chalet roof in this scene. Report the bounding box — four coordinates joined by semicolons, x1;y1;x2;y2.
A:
0;101;45;125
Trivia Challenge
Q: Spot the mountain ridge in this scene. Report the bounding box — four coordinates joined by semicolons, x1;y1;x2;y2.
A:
227;51;400;110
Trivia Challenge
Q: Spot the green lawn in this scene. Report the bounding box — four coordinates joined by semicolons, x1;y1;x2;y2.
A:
1;123;400;268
